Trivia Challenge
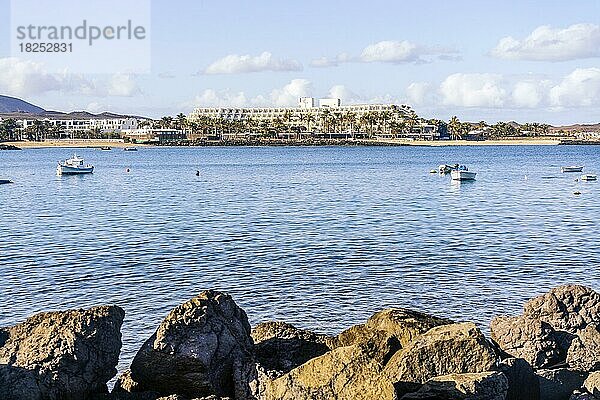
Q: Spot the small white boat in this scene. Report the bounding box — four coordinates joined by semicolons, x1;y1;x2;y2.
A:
124;147;138;151
581;174;597;181
561;166;583;173
57;154;94;175
451;170;477;181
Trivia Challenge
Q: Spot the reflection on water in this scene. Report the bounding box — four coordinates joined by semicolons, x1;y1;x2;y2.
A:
1;145;599;373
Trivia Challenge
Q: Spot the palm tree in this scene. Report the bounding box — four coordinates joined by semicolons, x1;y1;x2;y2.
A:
175;113;188;131
448;116;461;140
344;111;356;138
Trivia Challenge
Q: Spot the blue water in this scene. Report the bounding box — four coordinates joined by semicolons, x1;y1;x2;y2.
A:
1;145;599;372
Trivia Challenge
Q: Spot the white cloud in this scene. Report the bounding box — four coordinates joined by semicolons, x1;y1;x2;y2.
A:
512;81;548;108
491;23;600;61
270;79;312;106
311;53;352;68
327;85;362;103
549;68;600;107
106;74;141;97
0;57;141;98
204;51;302;74
311;41;459;68
360;40;420;63
0;57;63;97
440;73;506;108
406;82;432;105
190;89;248;108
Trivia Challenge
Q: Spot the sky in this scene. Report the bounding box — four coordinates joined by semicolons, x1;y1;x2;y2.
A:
1;0;600;124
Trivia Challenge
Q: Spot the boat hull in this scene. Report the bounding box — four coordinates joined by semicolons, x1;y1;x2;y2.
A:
561;166;583;173
57;165;94;175
0;179;12;184
451;170;477;181
581;174;597;181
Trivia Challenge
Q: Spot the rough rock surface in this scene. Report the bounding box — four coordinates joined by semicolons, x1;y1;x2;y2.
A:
523;285;600;334
567;324;600;372
385;322;497;394
401;372;509;400
498;358;540;400
334;308;452;348
536;368;588;400
584;371;600;397
0;305;124;400
490;316;562;368
264;331;398;400
126;290;253;399
251;321;331;376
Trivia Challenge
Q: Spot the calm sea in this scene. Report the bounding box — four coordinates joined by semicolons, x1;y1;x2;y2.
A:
1;145;599;372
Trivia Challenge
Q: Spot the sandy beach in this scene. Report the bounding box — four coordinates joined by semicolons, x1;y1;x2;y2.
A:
1;140;147;149
1;137;564;149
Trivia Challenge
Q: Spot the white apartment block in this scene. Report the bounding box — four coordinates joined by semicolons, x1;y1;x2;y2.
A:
18;117;139;134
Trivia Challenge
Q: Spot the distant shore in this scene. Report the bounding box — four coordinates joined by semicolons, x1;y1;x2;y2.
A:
0;137;569;149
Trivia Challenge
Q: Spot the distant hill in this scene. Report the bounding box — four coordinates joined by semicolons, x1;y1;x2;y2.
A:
0;95;46;114
0;95;149;120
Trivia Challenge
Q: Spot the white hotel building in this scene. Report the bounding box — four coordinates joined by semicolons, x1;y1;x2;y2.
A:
17;117;139;135
188;97;438;139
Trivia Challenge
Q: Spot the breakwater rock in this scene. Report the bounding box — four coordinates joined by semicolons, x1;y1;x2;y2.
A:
1;285;598;400
0;144;21;150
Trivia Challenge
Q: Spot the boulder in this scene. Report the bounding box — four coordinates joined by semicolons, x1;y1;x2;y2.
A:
490;316;562;368
385;322;497;395
126;290;253;399
400;372;508;400
584;371;600;397
0;305;124;400
567;324;600;372
523;285;600;334
264;331;398;400
251;321;331;376
334;308;452;348
536;368;587;400
497;358;540;400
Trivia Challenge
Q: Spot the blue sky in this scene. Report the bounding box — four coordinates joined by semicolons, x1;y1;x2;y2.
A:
1;0;600;124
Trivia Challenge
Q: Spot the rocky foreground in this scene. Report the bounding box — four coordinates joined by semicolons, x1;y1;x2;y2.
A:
1;285;598;400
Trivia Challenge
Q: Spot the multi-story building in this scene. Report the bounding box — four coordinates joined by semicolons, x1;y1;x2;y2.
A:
188;98;438;139
17;117;139;135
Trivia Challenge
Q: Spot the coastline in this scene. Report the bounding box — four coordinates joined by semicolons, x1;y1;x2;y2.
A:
2;137;565;149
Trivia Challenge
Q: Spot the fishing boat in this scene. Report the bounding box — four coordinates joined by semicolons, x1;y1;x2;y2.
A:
438;164;468;174
451;169;477;181
57;154;94;175
124;147;138;151
561;166;583;173
581;174;597;181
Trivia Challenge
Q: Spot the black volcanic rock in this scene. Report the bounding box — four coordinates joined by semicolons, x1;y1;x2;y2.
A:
0;305;124;400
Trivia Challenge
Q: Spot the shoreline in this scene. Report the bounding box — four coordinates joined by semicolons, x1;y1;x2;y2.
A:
1;137;567;149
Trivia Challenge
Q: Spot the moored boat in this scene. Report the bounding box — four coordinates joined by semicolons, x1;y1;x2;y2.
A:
100;146;112;151
0;178;13;184
451;170;477;181
561;166;583;173
57;154;94;175
581;174;597;181
124;147;138;151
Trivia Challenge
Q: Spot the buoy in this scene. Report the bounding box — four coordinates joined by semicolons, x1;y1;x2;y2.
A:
575;178;579;182
524;175;528;180
196;170;200;176
126;168;130;173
